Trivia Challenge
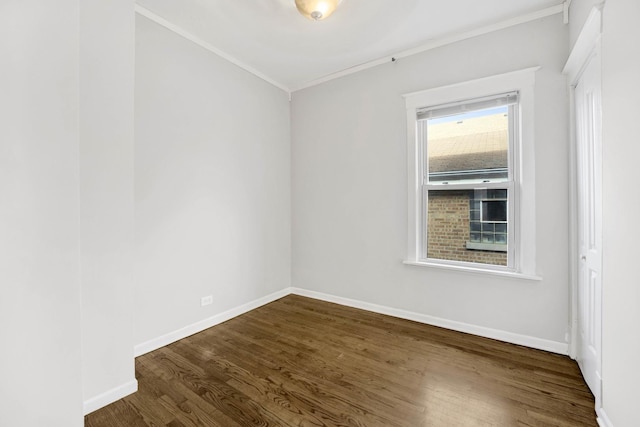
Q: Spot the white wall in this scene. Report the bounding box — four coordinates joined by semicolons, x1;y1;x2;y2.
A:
0;1;83;426
79;0;136;408
600;1;640;425
291;15;570;346
134;15;291;346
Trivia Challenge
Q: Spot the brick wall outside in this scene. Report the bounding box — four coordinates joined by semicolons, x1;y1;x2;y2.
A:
427;190;507;266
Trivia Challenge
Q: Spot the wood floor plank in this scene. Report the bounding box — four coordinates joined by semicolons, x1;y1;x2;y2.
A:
85;295;597;426
84;399;148;427
207;324;421;423
186;331;407;426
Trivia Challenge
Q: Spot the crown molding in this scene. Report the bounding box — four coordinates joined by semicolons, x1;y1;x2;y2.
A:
134;3;563;95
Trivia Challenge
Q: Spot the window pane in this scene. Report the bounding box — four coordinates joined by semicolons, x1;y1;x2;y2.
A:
427;189;507;266
495;223;507;233
482;200;507;222
482;223;495;233
482;233;495;243
490;189;508;199
426;107;509;184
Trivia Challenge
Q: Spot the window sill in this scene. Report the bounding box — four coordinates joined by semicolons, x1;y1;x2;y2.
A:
402;260;542;281
465;241;508;252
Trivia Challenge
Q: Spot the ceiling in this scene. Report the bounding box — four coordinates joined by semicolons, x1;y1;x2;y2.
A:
135;0;564;91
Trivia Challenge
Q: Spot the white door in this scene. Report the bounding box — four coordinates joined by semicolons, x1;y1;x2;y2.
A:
574;48;602;401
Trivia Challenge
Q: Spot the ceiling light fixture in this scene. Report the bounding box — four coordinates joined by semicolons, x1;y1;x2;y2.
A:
295;0;339;21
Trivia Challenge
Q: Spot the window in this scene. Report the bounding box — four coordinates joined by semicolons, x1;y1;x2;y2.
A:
423;94;515;267
468;189;508;251
404;68;539;277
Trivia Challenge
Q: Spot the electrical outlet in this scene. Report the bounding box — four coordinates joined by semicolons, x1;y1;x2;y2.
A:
201;295;213;307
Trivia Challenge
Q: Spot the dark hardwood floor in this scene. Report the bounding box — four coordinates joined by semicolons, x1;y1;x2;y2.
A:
85;295;597;426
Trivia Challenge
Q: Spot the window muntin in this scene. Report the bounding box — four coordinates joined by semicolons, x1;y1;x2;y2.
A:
420;94;517;268
468;189;508;253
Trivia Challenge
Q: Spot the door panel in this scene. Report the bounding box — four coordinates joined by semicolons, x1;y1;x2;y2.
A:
574;49;602;401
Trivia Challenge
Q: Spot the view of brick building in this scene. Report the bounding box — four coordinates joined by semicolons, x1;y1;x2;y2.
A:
426;110;509;266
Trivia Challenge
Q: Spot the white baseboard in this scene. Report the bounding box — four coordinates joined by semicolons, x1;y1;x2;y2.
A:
597;408;613;427
135;285;568;359
290;287;569;355
134;288;291;357
83;379;138;415
91;286;568;416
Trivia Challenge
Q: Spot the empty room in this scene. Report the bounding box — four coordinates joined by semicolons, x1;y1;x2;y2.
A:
2;0;639;426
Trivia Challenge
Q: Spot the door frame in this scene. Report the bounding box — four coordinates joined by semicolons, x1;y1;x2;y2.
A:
563;2;603;414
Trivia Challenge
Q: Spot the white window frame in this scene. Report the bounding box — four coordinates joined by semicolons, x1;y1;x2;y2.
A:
403;68;539;279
